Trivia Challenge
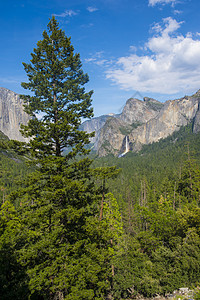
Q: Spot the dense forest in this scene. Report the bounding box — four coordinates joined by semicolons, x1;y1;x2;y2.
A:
1;122;200;299
92;123;200;298
1;16;200;300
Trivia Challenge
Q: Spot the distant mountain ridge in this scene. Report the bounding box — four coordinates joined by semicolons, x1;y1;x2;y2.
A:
81;90;200;156
0;87;200;156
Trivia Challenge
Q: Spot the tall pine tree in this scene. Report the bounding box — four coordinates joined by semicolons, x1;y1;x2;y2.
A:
20;16;94;159
11;17;116;300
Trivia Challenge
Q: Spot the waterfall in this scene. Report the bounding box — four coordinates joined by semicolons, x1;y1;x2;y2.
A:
118;136;129;157
125;136;128;153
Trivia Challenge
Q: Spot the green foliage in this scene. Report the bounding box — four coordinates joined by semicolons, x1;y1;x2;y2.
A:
194;286;200;300
0;200;29;299
119;122;142;135
0;142;31;205
113;235;160;299
92;123;200;297
103;193;124;242
178;159;200;204
145;100;164;111
20;16;94;160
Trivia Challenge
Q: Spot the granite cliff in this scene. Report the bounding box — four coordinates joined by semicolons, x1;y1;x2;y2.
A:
0;87;30;141
128;93;199;152
193;98;200;133
118;96;163;124
80;114;111;145
84;90;200;156
1;86;200;156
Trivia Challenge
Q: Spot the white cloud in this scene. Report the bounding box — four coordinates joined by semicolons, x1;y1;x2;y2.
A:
87;6;98;12
149;0;177;6
95;51;105;58
129;45;137;52
85;51;110;67
173;9;182;14
106;17;200;94
54;10;78;18
85;57;109;66
85;58;97;63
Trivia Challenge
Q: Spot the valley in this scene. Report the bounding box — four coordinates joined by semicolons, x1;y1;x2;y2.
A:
0;85;200;298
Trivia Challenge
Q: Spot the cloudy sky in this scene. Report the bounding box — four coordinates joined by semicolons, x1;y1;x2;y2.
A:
1;0;200;116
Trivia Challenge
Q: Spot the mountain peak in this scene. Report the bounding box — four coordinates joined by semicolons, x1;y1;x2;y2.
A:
95;90;200;156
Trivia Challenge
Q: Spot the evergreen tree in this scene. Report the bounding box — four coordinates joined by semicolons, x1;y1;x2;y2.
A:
20;16;93;159
0;200;29;299
11;16;117;299
177;159;200;204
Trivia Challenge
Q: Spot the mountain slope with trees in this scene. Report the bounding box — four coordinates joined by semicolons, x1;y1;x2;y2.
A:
92;123;200;298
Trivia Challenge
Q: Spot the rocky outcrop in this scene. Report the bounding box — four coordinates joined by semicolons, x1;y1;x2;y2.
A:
80;114;111;145
93;90;200;156
129;95;199;151
80;97;165;156
0;87;30;141
97;117;125;156
119;97;163;124
97;97;165;156
193;100;200;133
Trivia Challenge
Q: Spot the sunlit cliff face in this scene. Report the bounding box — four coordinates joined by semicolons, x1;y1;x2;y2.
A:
0;87;30;142
95;92;200;156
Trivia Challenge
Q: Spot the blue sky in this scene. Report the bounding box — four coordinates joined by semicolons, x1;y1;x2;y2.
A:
1;0;200;117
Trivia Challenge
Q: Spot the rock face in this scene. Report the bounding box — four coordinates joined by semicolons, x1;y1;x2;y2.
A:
193;99;200;133
80;114;111;145
0;87;30;141
1;86;200;155
129;95;199;151
97;117;125;156
84;90;200;157
119;97;163;124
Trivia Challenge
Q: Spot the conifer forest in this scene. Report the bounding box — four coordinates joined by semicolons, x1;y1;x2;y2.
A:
0;17;200;300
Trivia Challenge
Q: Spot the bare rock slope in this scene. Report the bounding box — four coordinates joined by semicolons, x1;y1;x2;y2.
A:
0;87;30;141
94;90;200;156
